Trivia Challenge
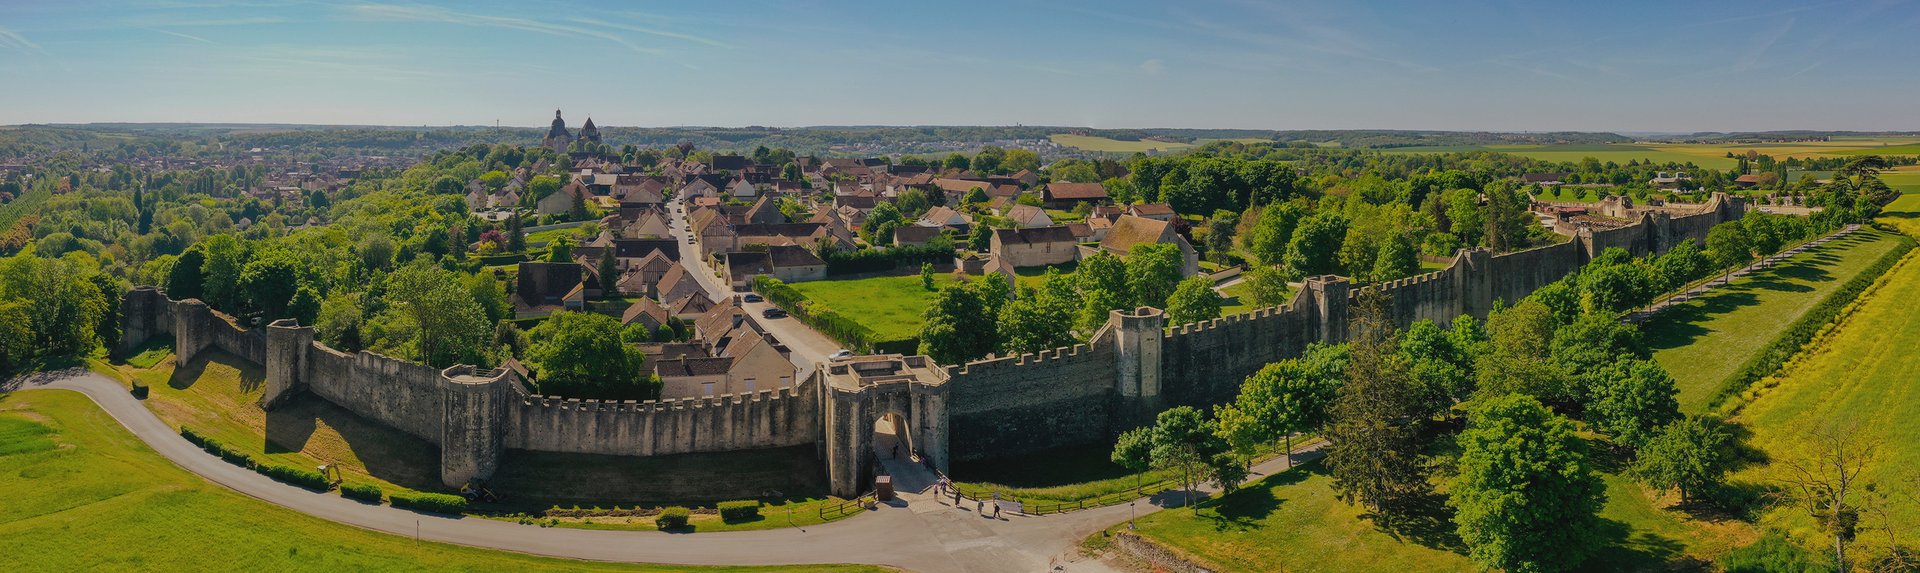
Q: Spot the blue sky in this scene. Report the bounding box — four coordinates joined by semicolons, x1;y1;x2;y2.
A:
1;0;1916;131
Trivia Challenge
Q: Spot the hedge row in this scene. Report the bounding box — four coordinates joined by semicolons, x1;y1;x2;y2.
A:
752;276;916;353
257;463;331;491
655;506;691;529
391;491;468;514
1710;235;1916;409
822;244;955;276
716;500;761;522
180;427;255;468
341;483;384;503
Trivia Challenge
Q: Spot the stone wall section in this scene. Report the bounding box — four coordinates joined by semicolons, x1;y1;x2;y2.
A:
506;378;819;457
941;341;1117;462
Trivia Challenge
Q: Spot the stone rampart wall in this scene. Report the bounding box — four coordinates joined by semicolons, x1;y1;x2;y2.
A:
303;343;448;445
1158;299;1316;409
506;378;819;456
941;342;1117;462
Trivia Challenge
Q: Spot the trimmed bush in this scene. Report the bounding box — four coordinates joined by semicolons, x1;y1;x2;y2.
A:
1711;236;1916;409
716;500;761;522
180;427;255;469
340;483;383;503
821;244;956;275
390;492;467;514
130;382;149;399
655;506;691;529
256;464;331;491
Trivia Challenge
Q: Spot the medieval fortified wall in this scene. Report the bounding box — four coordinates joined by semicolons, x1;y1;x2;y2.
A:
120;194;1741;497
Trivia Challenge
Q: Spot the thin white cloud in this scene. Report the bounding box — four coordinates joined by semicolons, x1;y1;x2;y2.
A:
0;26;45;52
348;3;661;55
567;17;730;48
147;28;218;44
1140;59;1165;74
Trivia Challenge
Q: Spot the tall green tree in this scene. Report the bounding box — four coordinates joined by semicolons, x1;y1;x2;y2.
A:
1450;393;1606;573
525;311;657;400
1584;359;1681;450
921;280;997;364
1165;276;1223;324
1283;211;1348;279
166;247;206;300
1216;348;1344;467
1326;289;1429;512
381;260;491;368
1635;415;1734;503
1126;243;1184;309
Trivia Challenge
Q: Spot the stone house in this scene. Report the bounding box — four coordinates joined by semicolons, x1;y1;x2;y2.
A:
620;297;672;334
514;262;586;311
990;225;1079;268
1127;203;1177;221
535;181;589;217
1003;204;1054;228
1099;215;1199;277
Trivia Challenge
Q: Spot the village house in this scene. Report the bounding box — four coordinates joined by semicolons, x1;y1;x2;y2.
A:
990;225;1079;268
1127;203;1177;221
1099;215;1200;277
535;181;590;217
1041;181;1108;208
514;262;588;312
1003;204;1054;228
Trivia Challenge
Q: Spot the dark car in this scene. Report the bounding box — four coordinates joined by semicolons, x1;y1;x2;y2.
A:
742;293;764;303
761;308;788;319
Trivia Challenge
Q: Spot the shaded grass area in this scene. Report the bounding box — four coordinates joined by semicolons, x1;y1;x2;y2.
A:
110;350;447;497
949;442;1177;504
0;390;879;572
1643;228;1902;412
1729;236;1920;556
1216;279;1293;316
486;445;848;532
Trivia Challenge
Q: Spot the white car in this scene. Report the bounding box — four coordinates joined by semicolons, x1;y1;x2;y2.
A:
829;349;854;359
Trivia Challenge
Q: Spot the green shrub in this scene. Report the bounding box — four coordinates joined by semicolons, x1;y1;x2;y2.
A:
1712;236;1915;409
655;506;691;529
340;483;383;503
1718;532;1831;573
390;492;467;514
180;427;255;468
256;464;331;491
716;500;761;522
130;383;149;399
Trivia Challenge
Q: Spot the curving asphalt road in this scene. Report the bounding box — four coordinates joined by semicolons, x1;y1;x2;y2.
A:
7;371;1146;572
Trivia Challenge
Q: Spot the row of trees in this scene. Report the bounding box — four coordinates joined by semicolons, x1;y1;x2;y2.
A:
917;249;1208;365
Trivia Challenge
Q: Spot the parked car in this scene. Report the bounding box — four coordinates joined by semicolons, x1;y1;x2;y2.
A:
761;308;788;319
742;293;764;303
829;349;854;359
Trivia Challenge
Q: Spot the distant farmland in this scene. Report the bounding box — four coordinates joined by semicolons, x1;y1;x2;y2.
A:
1050;134;1270;153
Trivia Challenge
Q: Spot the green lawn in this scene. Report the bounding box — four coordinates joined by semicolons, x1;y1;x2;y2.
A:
1644;228;1904;413
525;222;591;247
786;265;1076;342
790;274;957;343
0;390;877;573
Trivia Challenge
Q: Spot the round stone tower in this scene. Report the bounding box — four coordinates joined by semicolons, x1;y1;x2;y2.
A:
440;365;513;488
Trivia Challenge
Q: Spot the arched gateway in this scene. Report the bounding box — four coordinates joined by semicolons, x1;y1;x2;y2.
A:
821;355;949;497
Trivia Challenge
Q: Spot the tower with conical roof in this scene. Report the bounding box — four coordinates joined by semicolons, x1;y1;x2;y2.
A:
542;109;573;152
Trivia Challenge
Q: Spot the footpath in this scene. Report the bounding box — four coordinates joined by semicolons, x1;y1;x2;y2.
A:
1626;223;1861;324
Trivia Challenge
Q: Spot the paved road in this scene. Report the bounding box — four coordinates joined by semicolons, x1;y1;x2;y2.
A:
665;197;844;379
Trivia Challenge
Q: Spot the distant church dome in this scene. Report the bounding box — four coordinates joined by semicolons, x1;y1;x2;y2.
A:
546;109;571;140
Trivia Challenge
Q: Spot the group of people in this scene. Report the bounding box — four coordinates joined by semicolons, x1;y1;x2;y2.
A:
934;478;1005;519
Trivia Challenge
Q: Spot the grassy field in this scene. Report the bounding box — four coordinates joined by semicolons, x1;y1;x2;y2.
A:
0;390;878;573
1216;279;1293;316
1051;134;1195;153
787;266;1075;342
1726;246;1920;557
1883;167;1920;194
790;274;959;342
1643;228;1904;413
1120;452;1754;572
101;348;845;529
